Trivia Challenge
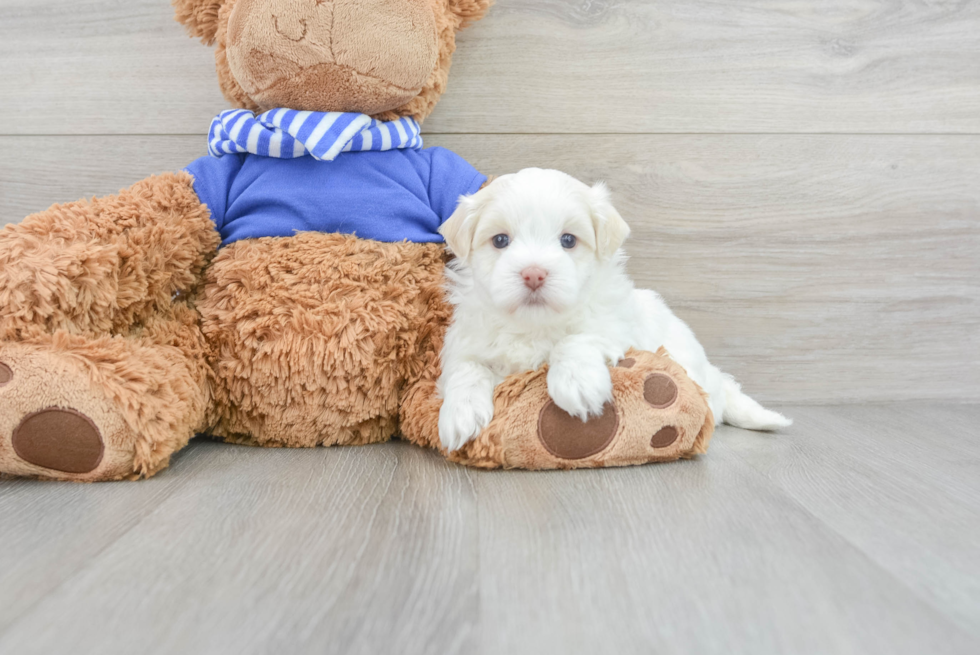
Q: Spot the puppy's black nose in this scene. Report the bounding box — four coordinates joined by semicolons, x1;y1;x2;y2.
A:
521;266;548;291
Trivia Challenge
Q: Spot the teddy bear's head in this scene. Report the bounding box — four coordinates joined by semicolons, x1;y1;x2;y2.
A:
173;0;491;122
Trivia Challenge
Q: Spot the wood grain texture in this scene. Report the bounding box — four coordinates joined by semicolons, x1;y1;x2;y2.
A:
0;404;978;654
2;0;979;135
726;403;980;638
0;0;225;136
471;415;980;654
0;443;481;655
2;134;977;403
0;445;226;634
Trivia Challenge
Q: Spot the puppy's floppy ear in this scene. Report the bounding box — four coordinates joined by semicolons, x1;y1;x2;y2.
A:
172;0;226;45
440;188;491;261
588;182;631;260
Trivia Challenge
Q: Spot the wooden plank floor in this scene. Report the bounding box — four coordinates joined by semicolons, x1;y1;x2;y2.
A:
0;404;977;654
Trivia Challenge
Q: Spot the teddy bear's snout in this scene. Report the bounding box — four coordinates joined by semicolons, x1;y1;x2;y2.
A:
226;0;439;115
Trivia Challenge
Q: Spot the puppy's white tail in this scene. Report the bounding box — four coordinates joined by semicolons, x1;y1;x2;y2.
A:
722;376;792;431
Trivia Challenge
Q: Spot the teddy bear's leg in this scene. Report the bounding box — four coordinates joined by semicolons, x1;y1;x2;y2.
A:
198;234;448;449
0;307;213;480
402;348;715;470
0;173;219;480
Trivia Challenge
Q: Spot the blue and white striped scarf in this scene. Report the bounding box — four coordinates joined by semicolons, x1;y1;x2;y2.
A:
208;108;423;161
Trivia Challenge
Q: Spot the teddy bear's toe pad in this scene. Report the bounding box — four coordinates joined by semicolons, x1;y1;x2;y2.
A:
644;373;678;408
12;408;104;474
538;401;619;460
650;425;680;448
0;362;12;387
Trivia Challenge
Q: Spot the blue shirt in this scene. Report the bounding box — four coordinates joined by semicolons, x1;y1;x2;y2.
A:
184;147;486;247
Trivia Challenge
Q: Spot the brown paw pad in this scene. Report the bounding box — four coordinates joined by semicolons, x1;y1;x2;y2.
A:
537;400;619;460
616;357;636;369
650;426;680;449
644;373;678;408
0;362;12;387
12;408;104;474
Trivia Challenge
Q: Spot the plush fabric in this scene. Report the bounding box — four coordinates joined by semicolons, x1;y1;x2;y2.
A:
173;0;225;45
199;0;494;122
402;347;714;469
224;0;439;115
0;172;217;480
199;233;449;448
0;171;218;341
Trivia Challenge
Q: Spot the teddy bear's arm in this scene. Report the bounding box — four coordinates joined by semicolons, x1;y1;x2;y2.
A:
0;172;220;340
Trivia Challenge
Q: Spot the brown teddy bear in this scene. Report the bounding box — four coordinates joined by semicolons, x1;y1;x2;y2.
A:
0;0;713;482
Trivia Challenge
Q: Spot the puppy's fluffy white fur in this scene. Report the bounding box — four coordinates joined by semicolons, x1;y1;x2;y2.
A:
437;168;791;452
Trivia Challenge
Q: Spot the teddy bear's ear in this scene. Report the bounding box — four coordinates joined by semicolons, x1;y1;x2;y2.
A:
449;0;494;29
172;0;226;45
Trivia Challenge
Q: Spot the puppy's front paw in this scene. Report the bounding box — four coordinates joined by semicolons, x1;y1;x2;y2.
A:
439;392;495;452
547;358;613;422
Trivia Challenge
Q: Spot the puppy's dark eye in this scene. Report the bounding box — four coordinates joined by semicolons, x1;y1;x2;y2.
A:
492;234;510;249
560;233;577;249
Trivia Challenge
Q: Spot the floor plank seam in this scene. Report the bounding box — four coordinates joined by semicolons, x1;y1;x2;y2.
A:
464;466;484;655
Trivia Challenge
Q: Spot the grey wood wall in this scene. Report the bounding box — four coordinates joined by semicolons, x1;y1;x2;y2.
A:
1;0;978;403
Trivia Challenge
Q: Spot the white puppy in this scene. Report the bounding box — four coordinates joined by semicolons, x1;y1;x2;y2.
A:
436;168;791;452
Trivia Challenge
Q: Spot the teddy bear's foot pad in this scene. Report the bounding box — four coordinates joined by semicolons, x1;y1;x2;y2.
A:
0;344;140;481
12;408;104;474
537;401;619;460
535;372;684;458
